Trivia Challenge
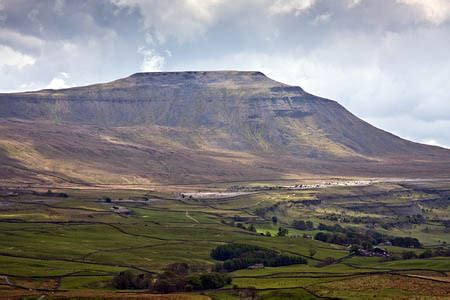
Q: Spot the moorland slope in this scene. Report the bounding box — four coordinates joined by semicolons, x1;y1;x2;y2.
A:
0;71;449;186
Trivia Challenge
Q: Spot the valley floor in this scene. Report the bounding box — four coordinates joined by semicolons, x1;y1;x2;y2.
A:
0;179;449;299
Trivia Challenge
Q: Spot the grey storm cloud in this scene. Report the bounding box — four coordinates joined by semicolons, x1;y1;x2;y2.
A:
1;0;450;147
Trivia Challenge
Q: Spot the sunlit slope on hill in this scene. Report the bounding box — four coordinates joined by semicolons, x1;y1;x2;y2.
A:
0;71;449;185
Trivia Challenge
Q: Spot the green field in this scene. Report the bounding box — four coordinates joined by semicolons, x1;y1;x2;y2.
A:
0;181;449;299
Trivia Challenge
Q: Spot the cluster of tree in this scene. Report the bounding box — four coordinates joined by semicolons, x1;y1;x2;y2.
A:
277;227;288;236
211;243;307;272
314;223;422;248
315;257;336;267
211;244;273;261
389;236;421;248
112;264;231;293
314;230;383;248
318;214;374;224
234;222;257;232
379;215;428;230
33;189;68;198
112;271;151;289
317;223;346;232
152;271;231;293
406;214;426;224
292;220;314;230
254;203;281;218
318;213;428;230
402;248;450;260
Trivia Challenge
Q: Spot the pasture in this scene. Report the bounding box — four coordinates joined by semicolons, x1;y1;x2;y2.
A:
0;181;449;299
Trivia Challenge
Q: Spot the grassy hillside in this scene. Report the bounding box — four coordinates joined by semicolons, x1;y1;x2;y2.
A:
0;71;450;186
0;181;448;299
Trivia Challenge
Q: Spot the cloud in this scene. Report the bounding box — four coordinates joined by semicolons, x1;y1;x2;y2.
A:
423;139;446;148
365;115;450;149
0;28;43;54
269;0;316;16
138;47;166;72
45;72;71;89
397;0;450;25
45;78;69;89
0;44;35;68
347;0;362;8
312;13;331;25
112;0;225;43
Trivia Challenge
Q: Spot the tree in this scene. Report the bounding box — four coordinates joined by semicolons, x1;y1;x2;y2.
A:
271;216;278;224
308;248;317;257
306;220;314;230
165;263;189;276
277;227;288;236
113;271;134;289
349;245;360;254
391;237;422;248
292;220;307;230
248;224;257;232
113;270;150;290
154;279;172;293
419;250;433;259
402;251;418;260
314;232;329;242
265;231;272;237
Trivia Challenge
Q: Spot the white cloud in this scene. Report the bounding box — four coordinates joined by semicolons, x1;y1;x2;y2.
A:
45;72;72;89
347;0;362;8
423;139;446;147
0;28;43;54
112;0;225;43
45;78;69;89
397;0;450;25
138;47;165;72
269;0;316;16
0;44;36;68
312;13;331;25
365;115;450;149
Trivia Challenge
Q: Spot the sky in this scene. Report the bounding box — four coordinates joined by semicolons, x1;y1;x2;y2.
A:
1;0;450;148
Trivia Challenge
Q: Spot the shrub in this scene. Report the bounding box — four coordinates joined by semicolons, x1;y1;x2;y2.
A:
153;279;173;293
277;227;288;236
419;250;433;259
402;251;418;260
292;220;307;230
112;270;150;289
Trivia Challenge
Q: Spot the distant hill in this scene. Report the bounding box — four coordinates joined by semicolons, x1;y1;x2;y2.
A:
1;71;449;186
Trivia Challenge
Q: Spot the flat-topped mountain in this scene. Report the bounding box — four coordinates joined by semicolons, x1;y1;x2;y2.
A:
1;71;449;186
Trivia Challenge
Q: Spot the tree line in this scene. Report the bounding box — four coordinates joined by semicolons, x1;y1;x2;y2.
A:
113;263;231;293
211;243;307;272
313;223;422;248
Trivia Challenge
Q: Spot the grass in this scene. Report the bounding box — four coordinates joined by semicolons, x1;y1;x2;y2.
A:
0;182;449;298
0;255;125;277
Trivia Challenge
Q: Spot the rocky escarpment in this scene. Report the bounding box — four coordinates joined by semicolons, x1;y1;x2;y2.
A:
0;71;449;186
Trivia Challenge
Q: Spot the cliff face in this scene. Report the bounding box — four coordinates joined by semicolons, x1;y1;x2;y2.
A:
0;71;449;186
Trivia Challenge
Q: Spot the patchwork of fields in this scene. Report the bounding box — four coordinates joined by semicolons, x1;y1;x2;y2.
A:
0;181;449;299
